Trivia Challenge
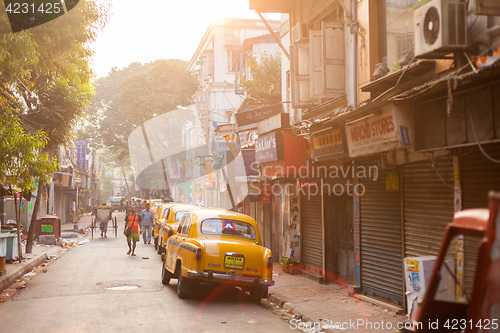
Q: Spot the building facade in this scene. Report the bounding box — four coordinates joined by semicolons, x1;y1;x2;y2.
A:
248;0;500;309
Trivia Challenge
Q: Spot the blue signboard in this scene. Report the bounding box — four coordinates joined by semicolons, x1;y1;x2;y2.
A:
76;140;87;170
255;133;278;163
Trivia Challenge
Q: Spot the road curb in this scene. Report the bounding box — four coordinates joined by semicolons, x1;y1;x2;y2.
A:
262;292;346;333
0;246;63;293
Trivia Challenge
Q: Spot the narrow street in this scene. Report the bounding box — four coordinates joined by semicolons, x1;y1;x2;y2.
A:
0;213;293;333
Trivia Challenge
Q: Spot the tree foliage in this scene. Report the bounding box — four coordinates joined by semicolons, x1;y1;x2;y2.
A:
0;113;57;190
237;52;282;105
0;0;110;254
0;0;109;148
80;59;197;160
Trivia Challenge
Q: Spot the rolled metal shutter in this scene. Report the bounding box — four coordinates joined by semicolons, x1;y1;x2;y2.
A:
255;203;264;244
461;145;500;298
361;168;404;306
403;156;454;257
249;201;256;220
462;146;500;209
301;194;323;270
263;203;272;249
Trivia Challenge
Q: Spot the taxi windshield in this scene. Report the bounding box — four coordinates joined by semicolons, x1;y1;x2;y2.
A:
174;211;189;221
201;219;256;240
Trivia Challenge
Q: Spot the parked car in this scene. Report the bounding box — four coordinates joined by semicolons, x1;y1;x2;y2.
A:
109;197;123;211
147;199;162;215
156;203;199;254
161;208;274;300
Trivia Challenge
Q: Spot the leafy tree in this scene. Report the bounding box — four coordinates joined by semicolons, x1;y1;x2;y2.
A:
237;52;282;105
0;112;57;262
0;0;110;253
80;59;197;160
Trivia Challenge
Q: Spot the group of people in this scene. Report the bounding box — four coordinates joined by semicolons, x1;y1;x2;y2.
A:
93;196;176;257
92;199;155;256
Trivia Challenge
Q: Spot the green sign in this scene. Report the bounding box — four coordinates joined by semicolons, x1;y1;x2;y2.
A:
41;225;53;233
29;203;33;211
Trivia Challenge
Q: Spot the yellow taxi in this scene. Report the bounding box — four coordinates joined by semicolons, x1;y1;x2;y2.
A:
161;208;274;300
148;199;162;215
153;202;173;250
157;203;199;255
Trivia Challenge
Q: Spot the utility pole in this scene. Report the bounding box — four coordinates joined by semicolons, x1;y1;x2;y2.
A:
91;149;96;207
121;166;130;196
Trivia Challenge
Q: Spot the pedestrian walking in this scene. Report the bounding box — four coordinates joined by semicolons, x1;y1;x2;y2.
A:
136;200;143;214
141;203;154;244
125;200;131;215
71;199;76;223
124;206;142;256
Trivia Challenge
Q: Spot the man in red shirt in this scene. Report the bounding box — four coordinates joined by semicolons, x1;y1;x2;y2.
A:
124;206;142;256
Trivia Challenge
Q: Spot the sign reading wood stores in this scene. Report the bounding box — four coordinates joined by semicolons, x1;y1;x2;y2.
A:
346;106;411;157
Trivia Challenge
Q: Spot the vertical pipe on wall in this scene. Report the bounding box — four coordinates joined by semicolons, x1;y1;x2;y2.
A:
321;181;326;282
352;0;358;109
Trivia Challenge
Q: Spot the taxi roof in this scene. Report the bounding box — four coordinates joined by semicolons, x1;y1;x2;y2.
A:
190;208;257;226
159;203;199;211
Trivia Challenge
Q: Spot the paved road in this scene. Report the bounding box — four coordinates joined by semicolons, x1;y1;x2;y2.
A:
0;213;293;333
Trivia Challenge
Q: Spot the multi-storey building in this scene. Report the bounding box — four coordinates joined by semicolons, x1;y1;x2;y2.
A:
186;18;280;208
247;0;500;311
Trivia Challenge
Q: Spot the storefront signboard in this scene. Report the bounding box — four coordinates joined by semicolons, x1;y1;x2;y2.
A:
345;105;412;157
311;128;344;159
256;132;281;163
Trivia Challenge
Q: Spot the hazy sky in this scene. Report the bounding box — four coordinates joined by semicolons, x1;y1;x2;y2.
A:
90;0;278;78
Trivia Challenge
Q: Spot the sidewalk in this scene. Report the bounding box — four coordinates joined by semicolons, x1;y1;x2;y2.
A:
0;214;95;297
264;265;408;333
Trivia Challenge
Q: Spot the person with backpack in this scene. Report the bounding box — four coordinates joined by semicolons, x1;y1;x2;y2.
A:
124;205;142;256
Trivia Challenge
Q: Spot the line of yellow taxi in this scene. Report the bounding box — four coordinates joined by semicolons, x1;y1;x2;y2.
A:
152;203;274;300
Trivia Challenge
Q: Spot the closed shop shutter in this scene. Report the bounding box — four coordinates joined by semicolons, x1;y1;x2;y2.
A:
256;203;264;244
263;203;272;249
361;167;404;306
301;194;323;271
249;201;256;220
461;145;500;298
462;145;500;209
403;156;454;257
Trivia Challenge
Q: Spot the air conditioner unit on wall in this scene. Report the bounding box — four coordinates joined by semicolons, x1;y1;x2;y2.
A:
292;23;309;43
414;0;467;59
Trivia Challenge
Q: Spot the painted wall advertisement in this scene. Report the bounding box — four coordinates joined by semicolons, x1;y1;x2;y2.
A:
345;105;413;157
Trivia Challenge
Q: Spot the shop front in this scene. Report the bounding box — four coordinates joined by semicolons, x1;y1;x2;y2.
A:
257;129;308;263
343;102;413;306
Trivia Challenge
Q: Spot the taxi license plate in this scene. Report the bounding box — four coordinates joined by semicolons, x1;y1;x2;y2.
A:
224;255;244;269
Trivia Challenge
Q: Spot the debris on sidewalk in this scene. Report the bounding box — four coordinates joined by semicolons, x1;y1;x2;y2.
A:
59;238;90;248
